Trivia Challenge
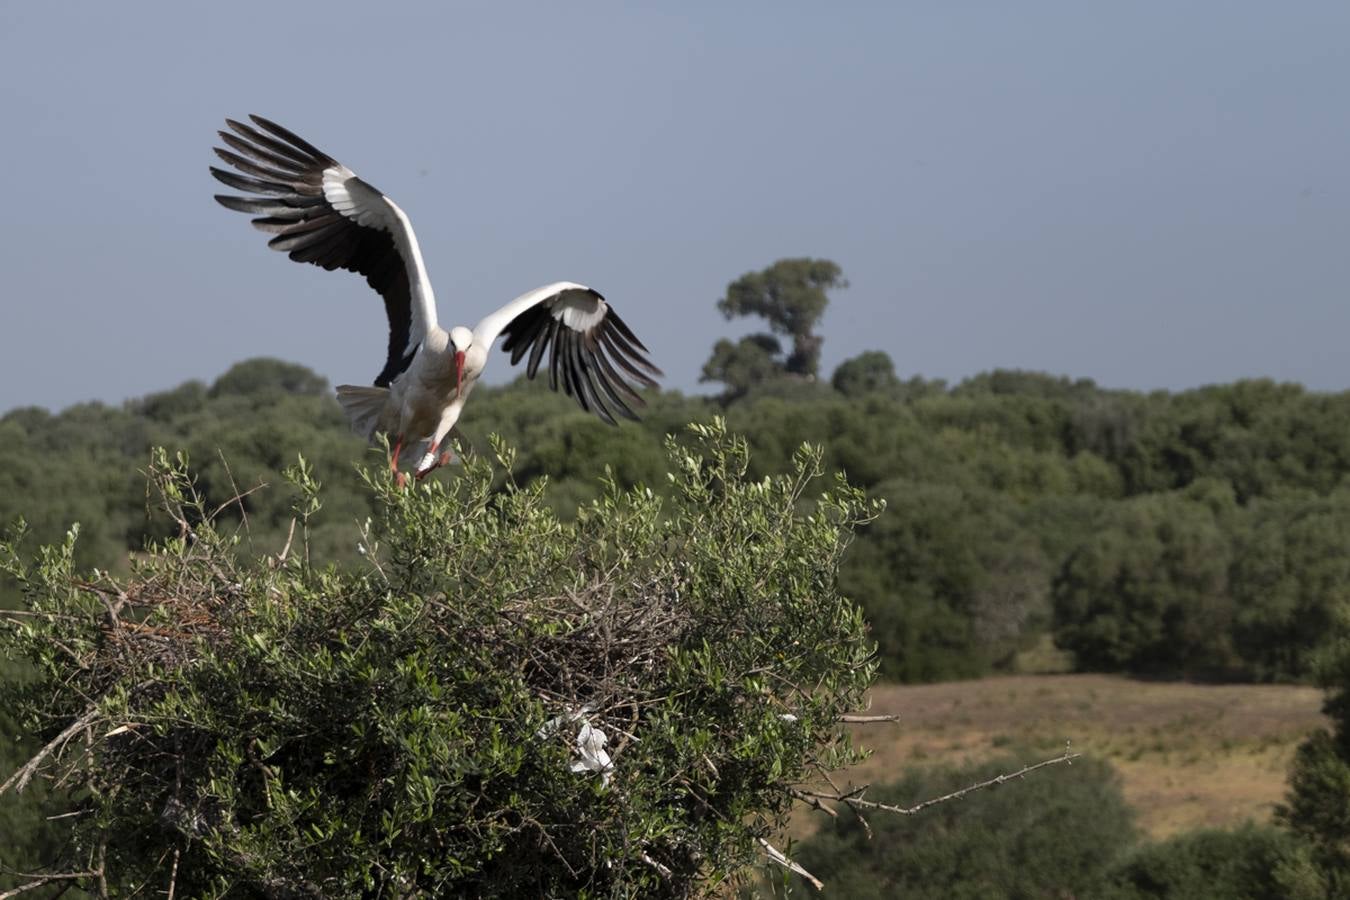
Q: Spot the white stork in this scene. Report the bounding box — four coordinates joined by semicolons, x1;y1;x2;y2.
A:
211;115;661;483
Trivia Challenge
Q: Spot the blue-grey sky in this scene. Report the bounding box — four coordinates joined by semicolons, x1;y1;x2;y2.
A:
2;2;1348;413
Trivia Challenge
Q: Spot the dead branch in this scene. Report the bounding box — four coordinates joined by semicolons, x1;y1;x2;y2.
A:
0;705;101;797
211;449;263;540
639;852;672;879
274;517;297;568
758;837;822;891
788;787;837;819
0;871;100;900
166;847;181;900
839;713;900;724
799;744;1081;818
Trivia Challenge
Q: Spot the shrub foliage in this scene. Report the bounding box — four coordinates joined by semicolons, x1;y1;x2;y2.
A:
782;755;1135;899
0;421;881;898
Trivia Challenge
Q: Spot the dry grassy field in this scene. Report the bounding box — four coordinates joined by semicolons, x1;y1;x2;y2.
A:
822;674;1328;839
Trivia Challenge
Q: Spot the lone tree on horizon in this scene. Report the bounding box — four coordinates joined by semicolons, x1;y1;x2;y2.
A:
702;258;847;398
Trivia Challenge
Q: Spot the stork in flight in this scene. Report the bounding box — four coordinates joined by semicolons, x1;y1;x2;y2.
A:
211;115;661;483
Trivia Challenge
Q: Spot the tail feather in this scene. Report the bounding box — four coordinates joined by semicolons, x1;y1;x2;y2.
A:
335;384;391;441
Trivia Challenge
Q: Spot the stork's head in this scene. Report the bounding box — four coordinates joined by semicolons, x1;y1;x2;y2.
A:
449;326;473;396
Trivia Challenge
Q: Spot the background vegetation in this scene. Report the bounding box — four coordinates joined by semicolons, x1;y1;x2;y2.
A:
6;352;1350;686
5;257;1350;894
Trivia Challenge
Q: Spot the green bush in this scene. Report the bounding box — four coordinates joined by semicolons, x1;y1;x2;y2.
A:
1280;636;1350;893
1097;825;1323;900
778;755;1135;899
0;421;880;897
1051;490;1237;676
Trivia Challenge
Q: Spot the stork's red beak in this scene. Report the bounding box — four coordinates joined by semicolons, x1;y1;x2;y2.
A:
454;350;466;397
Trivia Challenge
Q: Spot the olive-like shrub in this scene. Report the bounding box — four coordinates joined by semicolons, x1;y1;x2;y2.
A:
1;420;881;898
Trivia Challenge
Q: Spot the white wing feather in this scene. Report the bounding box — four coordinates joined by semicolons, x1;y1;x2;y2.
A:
321;167;438;352
471;281;600;347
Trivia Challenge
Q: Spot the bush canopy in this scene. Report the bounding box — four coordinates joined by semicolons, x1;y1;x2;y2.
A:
1;420;882;898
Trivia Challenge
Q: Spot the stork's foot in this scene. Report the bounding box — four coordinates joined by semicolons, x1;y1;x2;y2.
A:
394;471;408;489
413;441;454;481
415;452;453;481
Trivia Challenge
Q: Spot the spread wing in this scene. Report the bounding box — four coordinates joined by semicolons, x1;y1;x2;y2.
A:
474;282;662;425
210;115;438;387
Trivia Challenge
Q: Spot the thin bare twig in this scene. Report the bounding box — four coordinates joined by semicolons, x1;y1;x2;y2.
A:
801;745;1081;817
789;787;837;819
212;449;263;540
758;837;822;891
639;852;672;878
166;846;181;900
839;713;900;724
0;609;83;620
0;872;99;900
96;839;109;899
275;518;297;568
45;810;88;821
0;705;101;797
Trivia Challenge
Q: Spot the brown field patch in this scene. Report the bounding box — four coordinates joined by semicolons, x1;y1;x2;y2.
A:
812;673;1328;839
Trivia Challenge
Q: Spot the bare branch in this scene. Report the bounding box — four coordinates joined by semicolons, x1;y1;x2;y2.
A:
211;449;264;536
789;787;837;819
639;852;672;878
800;745;1081;818
758;837;823;891
0;705;101;797
274;517;297;568
96;838;109;899
166;847;181;900
839;713;900;724
0;872;99;900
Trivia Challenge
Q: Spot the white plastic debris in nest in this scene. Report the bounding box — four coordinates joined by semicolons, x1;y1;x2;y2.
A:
538;705;614;787
570;721;614;787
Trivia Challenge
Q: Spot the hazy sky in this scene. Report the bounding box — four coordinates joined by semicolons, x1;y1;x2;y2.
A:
2;2;1347;413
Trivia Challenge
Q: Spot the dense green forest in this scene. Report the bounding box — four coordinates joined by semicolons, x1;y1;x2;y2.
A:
5;353;1350;685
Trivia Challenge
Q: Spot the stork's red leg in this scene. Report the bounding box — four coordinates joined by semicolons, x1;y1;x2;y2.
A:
390;435;407;488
